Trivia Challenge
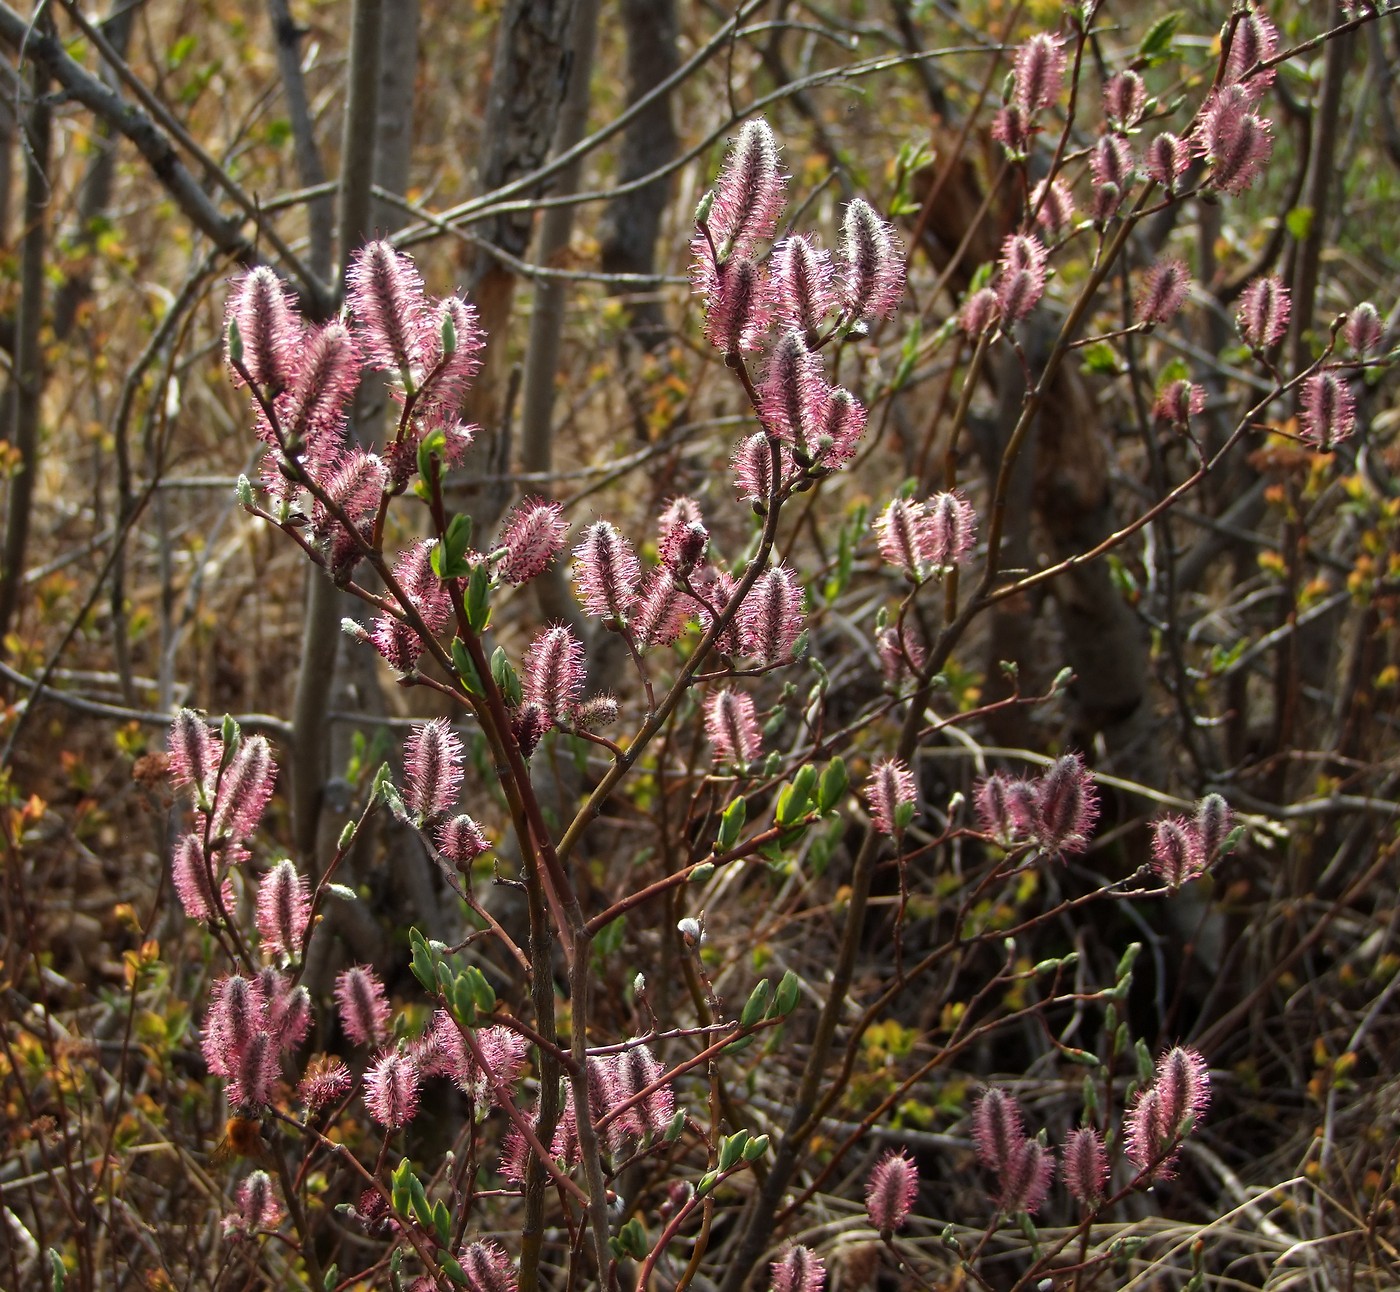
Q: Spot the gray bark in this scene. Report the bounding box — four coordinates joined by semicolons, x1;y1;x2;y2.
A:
596;0;679;350
0;45;50;645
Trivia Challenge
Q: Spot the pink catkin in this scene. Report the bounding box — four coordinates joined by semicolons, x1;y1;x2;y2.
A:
997;1138;1054;1215
364;1050;421;1129
1197;86;1272;195
1299;371;1356;448
770;234;836;338
996;234;1047;322
168;708;220;797
1033;752;1099;856
497;498;569;585
874;497;929;580
838;198;905;323
255;859;311;961
1145;132;1191;189
960;287;1000;336
226;266;303;393
1195;794;1234;858
459;1239;519;1292
1344;302;1383;355
925;491;977;568
222;1170;282;1238
733;425;789;503
760;329;830;457
868;758;916;838
262;967;311;1053
770;1245;826;1292
346;240;430;375
274;320;360;453
659;519;710;575
633;569;695;650
705;689;763;768
172;834;228;922
298;1057;352;1112
972;1087;1027;1176
1012;33;1066;112
1150;816;1208;890
1031;178;1076;235
227;1028;278;1110
1237;275;1291;348
694;567;746;657
738;565;805;665
702;255;773;356
209;735;277;843
573;521;642;622
523;626;586;726
1125;1045;1210;1179
1154;379;1205;425
814;387;867;470
415;295;484;421
1136;259;1192;327
404;717;464;821
1103;70;1148;130
706;118;787;256
1063;1126;1109;1205
437;814;491;866
335;965;390;1048
1224;8;1279;94
865;1150;918;1233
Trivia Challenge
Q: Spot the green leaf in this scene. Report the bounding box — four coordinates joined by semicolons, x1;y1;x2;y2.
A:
465;965;496;1014
1137;11;1182;63
432;513;475;580
432;1199;451;1248
408;1172;431;1228
235;473;253;506
1135;1038;1155;1085
689;861;715;884
490;647;523;708
1285;207;1314;241
466;563;492;632
226;317;243;368
618;1217;649;1260
48;1250;65;1292
451;975;477;1027
739;979;772;1028
391;1158;412;1216
1080;340;1121;376
416;428;448;485
410;928;436;993
1116;942;1141;981
742;1133;770;1161
322;1265;340;1291
770;970;801;1018
1156;358;1191;390
438;1253;469;1287
775;768;815;829
716;797;746;853
718;1131;750;1172
697;1170;718;1197
451;637;483;696
816;757;848;815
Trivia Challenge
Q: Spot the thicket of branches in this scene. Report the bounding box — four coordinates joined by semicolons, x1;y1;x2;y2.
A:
2;1;1399;1290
